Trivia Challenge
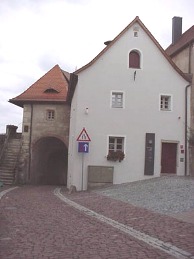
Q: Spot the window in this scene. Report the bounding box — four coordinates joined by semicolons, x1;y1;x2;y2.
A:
46;110;55;120
160;95;172;111
109;137;124;152
24;125;29;133
133;26;139;37
129;50;140;68
112;92;123;108
134;31;138;37
44;88;59;93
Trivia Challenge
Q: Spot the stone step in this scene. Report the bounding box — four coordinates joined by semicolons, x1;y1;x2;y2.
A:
1;165;16;169
2;155;17;159
7;142;20;147
1;158;18;162
0;171;14;179
0;137;21;186
0;165;16;170
0;165;16;169
7;145;21;149
0;174;14;180
8;138;21;143
0;178;14;185
0;169;15;174
6;149;21;153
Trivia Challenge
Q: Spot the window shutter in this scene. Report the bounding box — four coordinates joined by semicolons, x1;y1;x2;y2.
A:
129;51;140;68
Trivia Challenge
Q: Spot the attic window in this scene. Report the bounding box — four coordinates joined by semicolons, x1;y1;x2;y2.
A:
134;31;138;37
44;88;59;93
133;26;139;37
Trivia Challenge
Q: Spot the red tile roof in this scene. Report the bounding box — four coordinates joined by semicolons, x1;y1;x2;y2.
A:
166;26;194;57
9;65;70;107
75;16;190;82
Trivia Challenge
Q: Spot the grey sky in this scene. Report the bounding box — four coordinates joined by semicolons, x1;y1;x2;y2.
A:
0;0;193;133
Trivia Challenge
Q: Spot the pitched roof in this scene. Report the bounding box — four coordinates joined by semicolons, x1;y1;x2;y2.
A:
9;65;70;107
166;26;194;57
75;16;190;82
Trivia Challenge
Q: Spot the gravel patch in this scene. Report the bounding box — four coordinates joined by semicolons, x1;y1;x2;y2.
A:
94;176;194;215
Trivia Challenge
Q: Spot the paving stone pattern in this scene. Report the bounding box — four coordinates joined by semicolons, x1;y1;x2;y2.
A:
0;185;183;259
94;176;194;215
57;188;194;259
65;190;194;257
1;176;194;259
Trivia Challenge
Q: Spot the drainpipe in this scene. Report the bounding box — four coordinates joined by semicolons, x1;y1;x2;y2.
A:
188;43;192;74
185;84;191;175
185;42;192;176
28;104;33;181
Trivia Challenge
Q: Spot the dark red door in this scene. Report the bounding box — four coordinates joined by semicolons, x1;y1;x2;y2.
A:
161;143;177;174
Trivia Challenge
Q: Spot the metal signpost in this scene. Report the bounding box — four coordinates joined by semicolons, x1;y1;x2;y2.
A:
77;128;91;190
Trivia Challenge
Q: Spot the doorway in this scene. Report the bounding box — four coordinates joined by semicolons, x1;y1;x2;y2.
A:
31;137;68;185
161;142;177;174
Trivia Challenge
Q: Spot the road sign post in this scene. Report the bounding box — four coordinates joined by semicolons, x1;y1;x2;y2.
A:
77;128;91;190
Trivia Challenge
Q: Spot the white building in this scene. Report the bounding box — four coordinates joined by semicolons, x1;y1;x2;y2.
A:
68;16;190;191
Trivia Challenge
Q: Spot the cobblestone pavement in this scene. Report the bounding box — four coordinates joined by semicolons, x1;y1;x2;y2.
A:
93;176;194;224
0;179;194;259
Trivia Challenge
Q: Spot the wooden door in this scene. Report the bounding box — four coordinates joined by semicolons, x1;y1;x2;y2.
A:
161;143;177;174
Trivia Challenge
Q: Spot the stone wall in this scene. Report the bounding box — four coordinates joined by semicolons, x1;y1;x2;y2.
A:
17;103;70;184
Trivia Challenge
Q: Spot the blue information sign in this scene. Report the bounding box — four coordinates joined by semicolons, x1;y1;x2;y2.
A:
78;142;89;153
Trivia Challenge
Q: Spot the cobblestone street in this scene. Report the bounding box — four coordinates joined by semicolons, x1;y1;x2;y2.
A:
0;177;194;258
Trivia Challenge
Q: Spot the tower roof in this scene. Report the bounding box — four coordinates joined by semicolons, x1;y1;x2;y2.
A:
9;65;70;107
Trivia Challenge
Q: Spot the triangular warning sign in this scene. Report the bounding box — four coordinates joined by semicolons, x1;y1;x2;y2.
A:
77;128;91;142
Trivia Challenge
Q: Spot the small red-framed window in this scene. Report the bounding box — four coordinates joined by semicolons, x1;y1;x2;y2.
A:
129;50;140;68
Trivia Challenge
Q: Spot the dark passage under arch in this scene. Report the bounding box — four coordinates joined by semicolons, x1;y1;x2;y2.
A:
31;137;68;185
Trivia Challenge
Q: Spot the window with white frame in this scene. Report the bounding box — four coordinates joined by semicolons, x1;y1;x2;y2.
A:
160;95;172;111
111;92;123;108
109;137;124;152
46;109;55;120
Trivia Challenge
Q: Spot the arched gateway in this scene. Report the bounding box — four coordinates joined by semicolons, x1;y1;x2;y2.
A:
31;137;68;185
9;65;71;185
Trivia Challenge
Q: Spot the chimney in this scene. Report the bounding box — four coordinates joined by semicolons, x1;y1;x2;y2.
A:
104;40;112;46
172;16;182;44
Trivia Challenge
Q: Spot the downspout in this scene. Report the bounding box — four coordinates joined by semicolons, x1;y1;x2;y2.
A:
185;84;190;175
188;43;192;74
28;103;33;181
185;42;192;175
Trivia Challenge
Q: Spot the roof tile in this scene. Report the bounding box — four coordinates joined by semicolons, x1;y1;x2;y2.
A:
9;65;69;107
166;26;194;56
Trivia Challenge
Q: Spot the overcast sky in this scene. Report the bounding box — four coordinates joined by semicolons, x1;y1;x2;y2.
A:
0;0;193;133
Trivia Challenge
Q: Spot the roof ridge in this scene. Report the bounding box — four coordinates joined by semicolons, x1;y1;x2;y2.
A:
166;25;194;51
74;16;189;82
75;16;140;73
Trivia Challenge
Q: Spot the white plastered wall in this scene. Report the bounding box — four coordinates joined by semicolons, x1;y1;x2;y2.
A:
68;22;189;190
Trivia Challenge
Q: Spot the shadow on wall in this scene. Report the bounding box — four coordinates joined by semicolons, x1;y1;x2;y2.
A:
31;137;68;185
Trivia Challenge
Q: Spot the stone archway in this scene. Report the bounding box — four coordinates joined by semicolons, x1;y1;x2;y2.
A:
31;137;68;185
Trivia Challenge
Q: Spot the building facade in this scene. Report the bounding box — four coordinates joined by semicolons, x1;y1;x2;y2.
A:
166;17;194;175
10;65;70;185
68;16;190;190
9;17;191;189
